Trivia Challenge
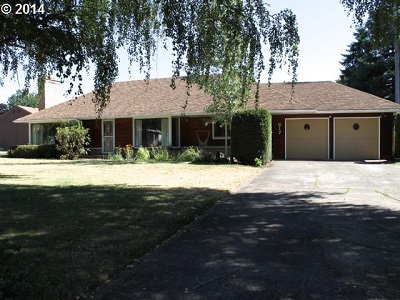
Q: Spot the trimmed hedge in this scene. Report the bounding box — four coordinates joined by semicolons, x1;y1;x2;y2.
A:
231;109;272;165
395;113;400;158
8;144;59;159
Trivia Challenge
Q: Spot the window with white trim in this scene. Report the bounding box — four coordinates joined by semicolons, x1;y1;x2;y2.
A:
135;118;169;147
212;122;231;139
31;123;55;145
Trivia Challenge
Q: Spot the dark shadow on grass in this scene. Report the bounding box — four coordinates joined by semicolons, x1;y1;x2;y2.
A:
96;190;400;300
0;184;226;299
0;158;113;166
0;174;28;179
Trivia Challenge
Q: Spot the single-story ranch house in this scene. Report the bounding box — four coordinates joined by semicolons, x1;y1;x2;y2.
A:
15;77;400;160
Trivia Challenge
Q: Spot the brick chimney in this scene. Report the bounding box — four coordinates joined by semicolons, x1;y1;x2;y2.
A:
38;76;62;111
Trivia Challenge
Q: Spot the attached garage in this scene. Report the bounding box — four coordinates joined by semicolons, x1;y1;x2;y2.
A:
285;118;329;160
334;117;380;160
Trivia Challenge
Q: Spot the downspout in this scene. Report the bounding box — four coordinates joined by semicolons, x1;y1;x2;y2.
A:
226;74;234;164
394;39;400;159
225;113;230;163
395;38;400;104
168;116;173;147
28;122;31;144
227;96;233;164
224;123;228;161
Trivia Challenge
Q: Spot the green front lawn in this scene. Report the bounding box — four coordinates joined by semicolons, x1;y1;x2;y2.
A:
1;184;220;299
0;157;260;299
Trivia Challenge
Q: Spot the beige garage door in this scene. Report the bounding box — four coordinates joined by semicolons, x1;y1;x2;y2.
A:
334;118;379;160
286;119;329;160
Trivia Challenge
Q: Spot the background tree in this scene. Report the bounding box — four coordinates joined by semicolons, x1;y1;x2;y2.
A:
0;103;7;114
0;103;8;114
1;1;299;113
339;20;395;101
340;0;400;103
6;89;39;109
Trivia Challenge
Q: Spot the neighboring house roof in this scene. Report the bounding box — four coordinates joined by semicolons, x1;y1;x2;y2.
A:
18;106;39;114
15;78;400;123
0;105;38;121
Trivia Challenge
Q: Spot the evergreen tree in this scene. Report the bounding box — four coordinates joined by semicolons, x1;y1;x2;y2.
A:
0;103;7;114
340;0;400;103
339;21;395;101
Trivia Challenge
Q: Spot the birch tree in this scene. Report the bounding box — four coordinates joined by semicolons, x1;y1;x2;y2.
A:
1;1;299;112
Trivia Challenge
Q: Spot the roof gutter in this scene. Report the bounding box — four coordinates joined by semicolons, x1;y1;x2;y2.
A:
14;118;95;124
14;108;400;123
270;109;400;115
13;112;214;124
318;109;400;114
270;110;317;115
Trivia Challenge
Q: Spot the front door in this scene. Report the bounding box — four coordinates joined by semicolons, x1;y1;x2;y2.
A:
102;120;114;153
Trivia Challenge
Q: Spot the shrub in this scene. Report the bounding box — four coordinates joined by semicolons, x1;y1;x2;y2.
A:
254;157;263;167
177;147;202;162
123;144;134;160
150;147;170;162
7;144;59;159
198;150;215;163
108;145;134;161
395;113;400;158
6;145;17;156
55;123;91;160
135;147;150;161
108;147;124;161
231;109;272;165
52;119;82;130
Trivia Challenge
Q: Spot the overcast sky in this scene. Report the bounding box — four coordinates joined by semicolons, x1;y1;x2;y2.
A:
0;0;356;104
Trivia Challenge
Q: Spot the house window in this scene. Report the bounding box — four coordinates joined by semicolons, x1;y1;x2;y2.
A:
212;122;231;139
31;123;56;145
135;118;169;147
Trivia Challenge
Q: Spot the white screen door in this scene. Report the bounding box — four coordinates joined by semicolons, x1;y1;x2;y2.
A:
103;120;114;153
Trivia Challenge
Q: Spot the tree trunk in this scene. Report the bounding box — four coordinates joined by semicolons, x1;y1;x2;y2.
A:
395;39;400;104
224;127;228;162
229;120;233;164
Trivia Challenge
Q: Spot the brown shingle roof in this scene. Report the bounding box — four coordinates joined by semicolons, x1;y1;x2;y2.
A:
0;105;38;121
16;79;400;122
258;81;400;112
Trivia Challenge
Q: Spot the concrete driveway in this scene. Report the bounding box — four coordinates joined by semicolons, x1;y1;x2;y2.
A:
96;161;400;299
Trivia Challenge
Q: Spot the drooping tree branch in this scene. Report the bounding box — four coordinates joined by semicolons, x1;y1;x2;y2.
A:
0;0;300;113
